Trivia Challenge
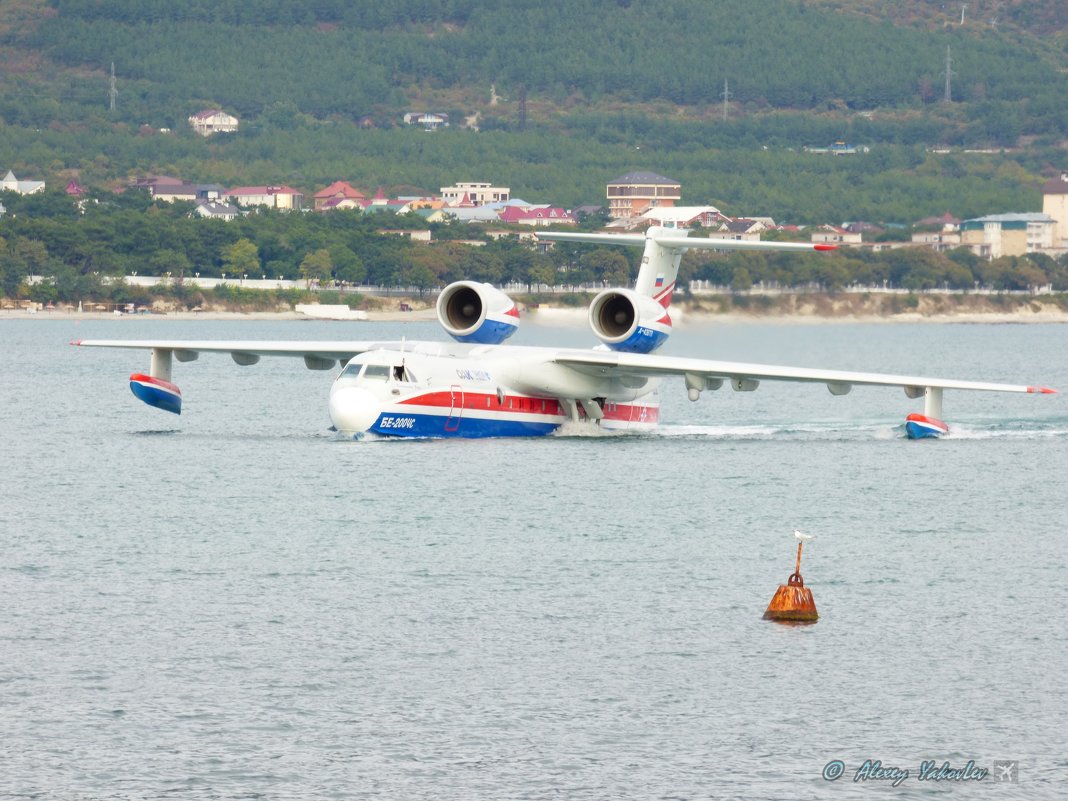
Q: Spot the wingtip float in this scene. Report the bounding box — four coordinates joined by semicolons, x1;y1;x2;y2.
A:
904;413;949;440
129;373;182;414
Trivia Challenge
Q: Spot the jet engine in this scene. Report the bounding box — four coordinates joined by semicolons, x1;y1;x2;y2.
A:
588;288;671;354
436;281;520;344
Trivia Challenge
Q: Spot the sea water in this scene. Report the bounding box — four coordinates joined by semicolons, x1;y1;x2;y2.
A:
1;317;1066;800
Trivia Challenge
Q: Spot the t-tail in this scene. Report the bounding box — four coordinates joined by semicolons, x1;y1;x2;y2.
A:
537;226;835;354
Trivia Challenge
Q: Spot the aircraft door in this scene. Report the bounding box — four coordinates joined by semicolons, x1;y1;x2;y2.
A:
445;384;464;432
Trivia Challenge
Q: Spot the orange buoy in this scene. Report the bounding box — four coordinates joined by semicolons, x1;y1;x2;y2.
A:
763;532;818;622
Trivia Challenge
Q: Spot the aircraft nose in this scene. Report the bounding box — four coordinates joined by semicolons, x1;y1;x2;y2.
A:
329;387;381;435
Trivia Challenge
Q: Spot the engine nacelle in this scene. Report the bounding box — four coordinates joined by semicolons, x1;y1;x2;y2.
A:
436;281;520;344
588;288;671;353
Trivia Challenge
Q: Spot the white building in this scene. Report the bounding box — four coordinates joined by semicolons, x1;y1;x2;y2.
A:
911;231;962;252
440;181;510;207
1041;174;1068;248
960;213;1056;259
188;109;239;136
811;225;862;245
226;185;303;210
403;112;449;130
639;205;725;228
1;170;45;195
193;200;242;221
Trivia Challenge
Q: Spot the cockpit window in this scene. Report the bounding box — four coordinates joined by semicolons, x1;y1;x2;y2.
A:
392;365;417;382
363;365;390;380
341;362;363;378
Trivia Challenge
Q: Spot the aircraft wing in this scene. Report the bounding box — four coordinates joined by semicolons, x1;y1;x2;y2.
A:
552;350;1055;396
72;338;445;415
71;339;408;362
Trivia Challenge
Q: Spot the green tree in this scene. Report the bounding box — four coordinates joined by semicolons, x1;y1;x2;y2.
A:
524;254;558;292
730;266;753;294
222;238;260;278
13;238;50;275
581;248;630;286
299;248;334;285
150;249;193;278
460;250;504;284
329;245;366;284
0;249;26;298
404;264;437;296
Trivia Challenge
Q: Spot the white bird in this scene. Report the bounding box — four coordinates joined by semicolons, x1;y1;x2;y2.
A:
794;529;815;542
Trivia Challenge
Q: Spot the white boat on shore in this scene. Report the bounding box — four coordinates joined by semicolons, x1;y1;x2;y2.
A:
294;304;368;321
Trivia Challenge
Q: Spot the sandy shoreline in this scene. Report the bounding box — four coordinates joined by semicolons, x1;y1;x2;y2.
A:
3;306;1068;324
0;308;438;323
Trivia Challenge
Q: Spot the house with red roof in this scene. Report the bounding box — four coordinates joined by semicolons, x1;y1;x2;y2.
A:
313;181;366;211
319;197;364;211
497;206;576;227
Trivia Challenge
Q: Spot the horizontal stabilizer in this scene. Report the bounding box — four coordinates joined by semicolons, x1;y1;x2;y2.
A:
537;230;837;253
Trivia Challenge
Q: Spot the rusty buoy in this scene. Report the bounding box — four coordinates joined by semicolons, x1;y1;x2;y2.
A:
763;531;818;622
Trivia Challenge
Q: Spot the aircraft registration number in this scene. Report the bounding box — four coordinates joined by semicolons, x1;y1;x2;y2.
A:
378;416;416;429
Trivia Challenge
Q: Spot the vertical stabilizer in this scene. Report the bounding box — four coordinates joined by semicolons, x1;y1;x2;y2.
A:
634;226;687;309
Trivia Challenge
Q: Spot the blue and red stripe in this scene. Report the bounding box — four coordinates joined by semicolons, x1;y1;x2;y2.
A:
129;373;182;414
905;413;948;439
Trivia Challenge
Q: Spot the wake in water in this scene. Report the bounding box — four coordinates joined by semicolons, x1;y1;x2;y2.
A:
327;416;1068;443
941;419;1068;440
650;420;897;441
551;420;619;438
650;418;1068;442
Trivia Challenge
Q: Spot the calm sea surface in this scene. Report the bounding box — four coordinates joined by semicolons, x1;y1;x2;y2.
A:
2;316;1066;800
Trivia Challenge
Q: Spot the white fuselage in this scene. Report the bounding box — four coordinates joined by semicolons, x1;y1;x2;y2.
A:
328;344;660;438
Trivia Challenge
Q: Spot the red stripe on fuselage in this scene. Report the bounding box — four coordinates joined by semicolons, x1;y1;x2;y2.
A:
400;391;564;416
602;403;660;423
399;391;659;423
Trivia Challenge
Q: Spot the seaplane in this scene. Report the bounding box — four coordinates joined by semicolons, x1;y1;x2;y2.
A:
73;227;1055;440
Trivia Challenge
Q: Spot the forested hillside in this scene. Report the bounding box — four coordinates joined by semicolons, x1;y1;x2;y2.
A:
1;0;1066;223
14;0;1068;123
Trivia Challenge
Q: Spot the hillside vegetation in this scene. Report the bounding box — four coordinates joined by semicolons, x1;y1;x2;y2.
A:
18;0;1068;121
0;0;1066;223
